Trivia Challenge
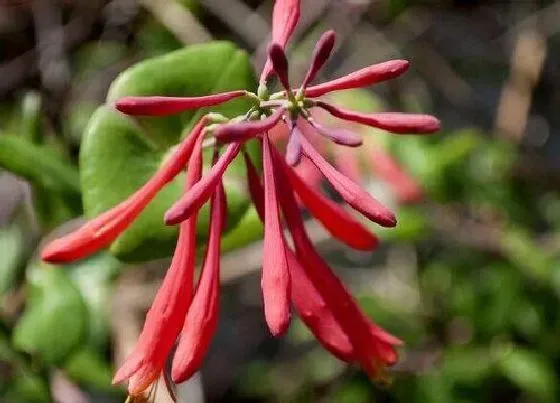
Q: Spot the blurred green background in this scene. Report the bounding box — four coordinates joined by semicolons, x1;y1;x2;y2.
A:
1;0;560;402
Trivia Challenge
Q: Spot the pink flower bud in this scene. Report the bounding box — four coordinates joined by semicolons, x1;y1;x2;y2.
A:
115;91;246;116
301;30;336;89
214;108;285;143
318;102;440;134
305;60;409;98
268;43;291;91
298;132;396;228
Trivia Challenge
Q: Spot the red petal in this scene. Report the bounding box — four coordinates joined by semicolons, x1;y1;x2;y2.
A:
318;102;440;134
262;136;291;336
273;148;378;251
260;0;301;81
301;30;336;89
369;148;423;204
286;247;355;361
305;60;409;98
244;152;356;361
115;91;246;116
243;150;265;221
272;159;401;376
41;118;208;264
165;142;242;225
171;182;225;383
113;132;205;396
214;108;285;144
298;133;396;228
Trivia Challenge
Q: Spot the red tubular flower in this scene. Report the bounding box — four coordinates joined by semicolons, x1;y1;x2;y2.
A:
300;30;336;90
115;91;246;116
243;152;356;362
171;182;225;383
317;102;440;134
260;0;301;82
305;60;410;98
307;118;362;147
261;135;291;336
112;131;204;396
277;153;379;251
214;108;286;144
272;149;402;377
298;132;396;228
41;117;208;264
286;248;355;361
164;142;242;225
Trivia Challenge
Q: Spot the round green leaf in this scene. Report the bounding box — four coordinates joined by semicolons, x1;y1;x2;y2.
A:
81;41;258;261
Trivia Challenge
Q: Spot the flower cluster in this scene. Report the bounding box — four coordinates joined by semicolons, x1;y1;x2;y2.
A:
41;0;440;398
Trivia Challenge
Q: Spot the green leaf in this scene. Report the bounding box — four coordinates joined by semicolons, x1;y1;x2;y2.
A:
13;264;88;365
497;347;557;402
67;253;121;348
0;135;80;197
20;91;43;144
442;348;494;384
221;206;263;253
81;41;258;261
3;371;50;403
64;348;115;392
0;222;26;295
32;186;81;231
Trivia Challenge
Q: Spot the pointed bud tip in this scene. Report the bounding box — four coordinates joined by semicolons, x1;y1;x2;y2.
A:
268;43;290;90
384;214;397;228
322;30;336;46
394;59;410;71
164;210;181;226
425;116;441;132
268;42;285;57
114;98;132;113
